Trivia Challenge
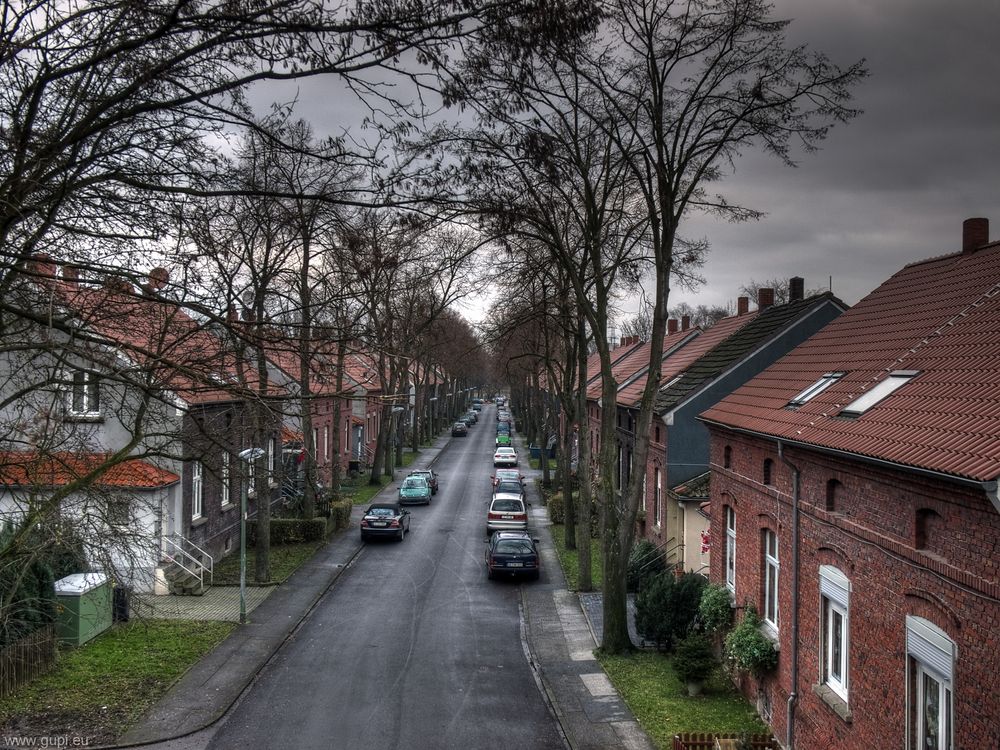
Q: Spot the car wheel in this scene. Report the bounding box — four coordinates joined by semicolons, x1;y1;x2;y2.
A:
360;533;368;543
398;527;405;542
530;570;540;581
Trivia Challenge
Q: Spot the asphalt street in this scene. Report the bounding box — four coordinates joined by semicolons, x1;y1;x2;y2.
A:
203;405;565;750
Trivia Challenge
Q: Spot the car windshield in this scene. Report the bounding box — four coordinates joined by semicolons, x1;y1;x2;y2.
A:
496;471;518;480
402;478;426;489
495;540;534;554
492;499;524;512
367;506;397;517
495;481;522;495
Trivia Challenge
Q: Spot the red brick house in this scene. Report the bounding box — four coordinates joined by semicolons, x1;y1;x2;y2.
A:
700;219;1000;750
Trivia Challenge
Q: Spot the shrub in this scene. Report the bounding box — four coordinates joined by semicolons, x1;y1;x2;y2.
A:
673;633;715;685
635;571;707;651
627;539;665;592
547;491;599;538
698;583;734;635
725;606;779;676
328;498;353;533
249;518;326;546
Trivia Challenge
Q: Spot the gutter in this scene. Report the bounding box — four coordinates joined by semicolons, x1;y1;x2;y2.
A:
777;440;801;750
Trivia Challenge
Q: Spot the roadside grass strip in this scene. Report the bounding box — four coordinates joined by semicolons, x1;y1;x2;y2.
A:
213;541;322;585
549;522;603;590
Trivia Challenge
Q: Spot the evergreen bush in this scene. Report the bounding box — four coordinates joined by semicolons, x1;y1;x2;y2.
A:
635;571;707;650
698;582;734;635
673;633;715;685
724;606;779;676
627;538;665;592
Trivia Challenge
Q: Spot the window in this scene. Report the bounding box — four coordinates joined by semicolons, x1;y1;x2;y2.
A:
313;427;320;463
763;459;774;486
616;446;623;490
826;479;841;512
725;506;736;592
69;369;100;415
653;467;661;526
915;508;942;551
788;372;844;406
640;472;647;512
221;452;231;506
763;529;779;630
841;370;919;416
724;445;732;469
192;461;203;519
820;566;851;702
107;494;130;527
906;616;955;750
654;425;660;443
267;437;276;480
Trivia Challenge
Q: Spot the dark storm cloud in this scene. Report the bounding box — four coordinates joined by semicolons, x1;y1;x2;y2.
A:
671;0;1000;313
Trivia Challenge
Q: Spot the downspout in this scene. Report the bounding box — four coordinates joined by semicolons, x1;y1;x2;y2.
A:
777;440;800;750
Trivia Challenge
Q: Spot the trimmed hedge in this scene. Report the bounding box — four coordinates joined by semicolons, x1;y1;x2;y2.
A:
328;498;353;534
249;517;327;547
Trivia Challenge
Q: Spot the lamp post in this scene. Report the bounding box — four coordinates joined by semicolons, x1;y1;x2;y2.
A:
238;446;265;625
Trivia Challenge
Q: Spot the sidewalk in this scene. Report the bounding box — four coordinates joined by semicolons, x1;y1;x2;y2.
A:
118;427;654;750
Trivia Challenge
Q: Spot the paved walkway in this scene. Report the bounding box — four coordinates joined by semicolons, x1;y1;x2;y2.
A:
134;586;274;622
116;427;654;750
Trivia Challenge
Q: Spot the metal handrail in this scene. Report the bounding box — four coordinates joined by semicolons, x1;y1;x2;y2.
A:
164;534;214;587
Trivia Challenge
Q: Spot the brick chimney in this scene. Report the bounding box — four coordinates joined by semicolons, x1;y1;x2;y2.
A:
758;288;775;310
737;296;749;316
963;217;989;253
668;319;678;334
789;276;804;302
31;253;57;281
619;336;627;348
681;315;691;331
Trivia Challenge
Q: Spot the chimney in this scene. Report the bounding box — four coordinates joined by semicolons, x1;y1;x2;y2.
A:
758;288;775;310
62;265;80;284
31;253;57;281
227;305;240;323
737;296;749;316
789;276;804;302
681;315;691;331
147;267;169;291
619;336;627;348
668;319;678;334
963;217;989;253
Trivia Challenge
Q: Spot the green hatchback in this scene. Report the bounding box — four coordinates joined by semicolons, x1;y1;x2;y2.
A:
495;433;512;447
398;476;432;505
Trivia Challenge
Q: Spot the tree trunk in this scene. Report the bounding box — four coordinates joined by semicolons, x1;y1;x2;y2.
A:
298;237;316;519
330;337;346;495
575;328;592;591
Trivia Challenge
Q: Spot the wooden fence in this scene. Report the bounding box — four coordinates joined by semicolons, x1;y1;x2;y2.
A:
673;733;779;750
0;625;57;697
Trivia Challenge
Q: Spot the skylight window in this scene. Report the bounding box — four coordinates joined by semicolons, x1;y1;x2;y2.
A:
840;370;919;416
788;372;845;407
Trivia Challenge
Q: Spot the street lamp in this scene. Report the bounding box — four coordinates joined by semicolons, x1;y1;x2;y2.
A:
238;446;265;625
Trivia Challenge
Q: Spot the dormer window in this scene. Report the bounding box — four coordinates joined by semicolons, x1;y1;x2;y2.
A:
840;370;919;417
788;372;844;407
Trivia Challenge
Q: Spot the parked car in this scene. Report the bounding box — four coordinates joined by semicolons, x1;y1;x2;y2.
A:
472;403;482;412
464;411;478;424
493;479;525;501
407;469;439;494
460;413;475;427
492;469;525;487
360;502;410;542
494;447;518;467
485;530;540;580
495;433;512;448
452;421;468;437
398;475;432;505
486;494;528;535
496;422;511;434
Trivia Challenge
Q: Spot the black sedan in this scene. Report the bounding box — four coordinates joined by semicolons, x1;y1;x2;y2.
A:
451;421;468;437
360;502;411;542
485;530;540;580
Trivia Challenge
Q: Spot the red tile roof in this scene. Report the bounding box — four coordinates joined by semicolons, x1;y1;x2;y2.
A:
0;452;179;489
585;333;693;401
701;241;1000;482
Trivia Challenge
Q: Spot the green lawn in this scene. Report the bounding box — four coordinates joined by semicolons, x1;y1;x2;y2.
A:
213;541;323;584
549;522;603;590
529;456;558;470
0;619;233;744
597;651;769;749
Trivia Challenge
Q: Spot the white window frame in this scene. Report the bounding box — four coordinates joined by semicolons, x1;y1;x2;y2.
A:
820;565;851;702
267;437;275;480
220;452;231;507
763;529;779;631
192;461;203;519
906;616;955;750
313;427;320;463
788;372;844;406
653;467;661;526
324;425;330;462
725;506;736;592
640;472;647;512
69;369;101;416
841;370;919;416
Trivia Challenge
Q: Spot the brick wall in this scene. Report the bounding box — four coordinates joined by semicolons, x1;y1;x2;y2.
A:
708;426;1000;749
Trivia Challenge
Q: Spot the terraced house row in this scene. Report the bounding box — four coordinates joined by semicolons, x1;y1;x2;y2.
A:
569;218;1000;748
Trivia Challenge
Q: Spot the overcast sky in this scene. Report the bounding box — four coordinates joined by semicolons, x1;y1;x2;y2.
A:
264;0;1000;324
669;0;1000;314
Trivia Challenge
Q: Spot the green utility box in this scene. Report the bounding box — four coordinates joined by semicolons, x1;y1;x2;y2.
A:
54;573;112;646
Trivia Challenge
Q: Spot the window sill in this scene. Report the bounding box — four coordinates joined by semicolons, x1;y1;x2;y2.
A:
65;413;104;423
220;502;235;512
813;683;852;723
760;622;780;648
191;516;208;527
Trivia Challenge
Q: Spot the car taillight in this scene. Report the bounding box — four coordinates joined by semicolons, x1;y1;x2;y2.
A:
389;519;400;528
360;519;369;527
514;513;526;521
488;512;503;520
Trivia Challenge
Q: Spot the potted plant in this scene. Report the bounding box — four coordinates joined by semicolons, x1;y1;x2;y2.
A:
674;633;715;696
724;606;778;677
